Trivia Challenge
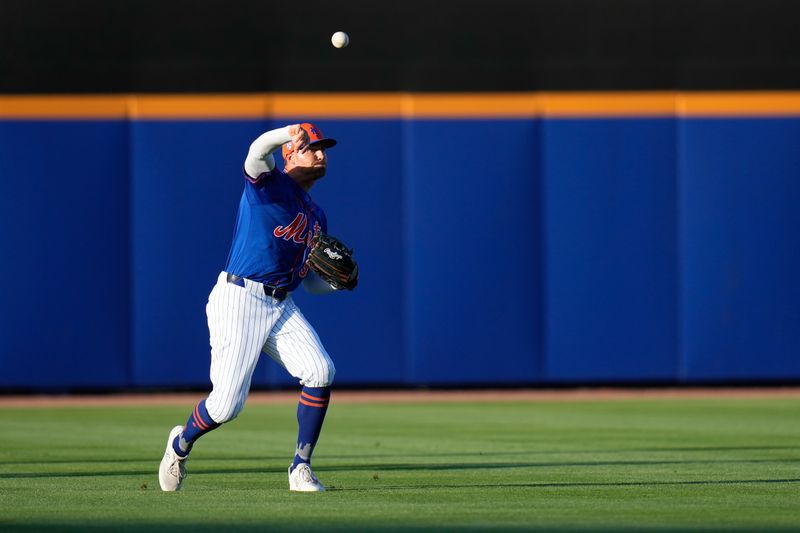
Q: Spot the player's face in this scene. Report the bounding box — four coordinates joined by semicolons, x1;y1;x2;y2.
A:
291;144;327;178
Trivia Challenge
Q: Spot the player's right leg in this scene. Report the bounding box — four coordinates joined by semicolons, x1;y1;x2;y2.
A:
262;297;335;492
159;272;282;491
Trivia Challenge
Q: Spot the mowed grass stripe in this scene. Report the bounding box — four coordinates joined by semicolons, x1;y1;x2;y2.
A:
0;399;798;532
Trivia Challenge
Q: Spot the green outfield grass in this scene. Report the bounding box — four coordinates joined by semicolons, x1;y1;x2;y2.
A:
0;396;799;532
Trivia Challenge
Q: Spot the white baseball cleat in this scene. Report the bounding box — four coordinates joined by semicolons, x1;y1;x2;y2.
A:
158;425;187;491
288;463;326;492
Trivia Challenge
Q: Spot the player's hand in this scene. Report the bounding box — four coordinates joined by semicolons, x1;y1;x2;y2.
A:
287;124;310;154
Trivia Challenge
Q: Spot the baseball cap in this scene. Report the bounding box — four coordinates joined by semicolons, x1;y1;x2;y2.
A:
282;122;337;159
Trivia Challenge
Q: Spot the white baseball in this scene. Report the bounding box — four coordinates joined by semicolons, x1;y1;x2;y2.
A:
331;31;349;49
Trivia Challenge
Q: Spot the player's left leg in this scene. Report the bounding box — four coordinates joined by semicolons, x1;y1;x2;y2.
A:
159;273;280;491
262;296;335;492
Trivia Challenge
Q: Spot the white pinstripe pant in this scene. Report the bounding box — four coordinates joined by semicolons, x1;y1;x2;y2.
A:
204;272;335;423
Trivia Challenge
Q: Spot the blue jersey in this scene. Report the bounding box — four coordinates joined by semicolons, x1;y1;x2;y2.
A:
225;169;327;291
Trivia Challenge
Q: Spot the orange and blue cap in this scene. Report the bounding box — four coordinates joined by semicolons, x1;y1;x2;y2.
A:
282;122;337;159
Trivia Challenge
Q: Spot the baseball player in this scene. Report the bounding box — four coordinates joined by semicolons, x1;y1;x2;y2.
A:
158;122;356;492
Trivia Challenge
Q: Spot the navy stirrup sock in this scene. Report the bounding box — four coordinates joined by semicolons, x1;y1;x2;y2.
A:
172;399;220;458
291;386;331;472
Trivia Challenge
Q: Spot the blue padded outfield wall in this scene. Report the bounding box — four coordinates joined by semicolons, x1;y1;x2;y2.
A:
1;95;799;389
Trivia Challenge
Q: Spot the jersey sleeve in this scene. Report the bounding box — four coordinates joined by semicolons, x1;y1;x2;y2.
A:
243;165;276;184
243;126;292;181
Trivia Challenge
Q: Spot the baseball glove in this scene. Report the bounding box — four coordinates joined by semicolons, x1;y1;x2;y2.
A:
306;233;359;290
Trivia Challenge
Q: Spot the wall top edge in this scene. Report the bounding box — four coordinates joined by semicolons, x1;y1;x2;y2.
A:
2;92;800;119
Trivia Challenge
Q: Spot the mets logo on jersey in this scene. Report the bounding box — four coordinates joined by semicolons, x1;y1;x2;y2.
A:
273;212;320;247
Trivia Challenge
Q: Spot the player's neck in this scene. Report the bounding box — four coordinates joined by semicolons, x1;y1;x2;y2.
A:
286;168;318;192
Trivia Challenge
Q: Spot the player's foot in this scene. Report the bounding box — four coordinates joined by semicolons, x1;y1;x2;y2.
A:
288;463;326;492
159;425;187;491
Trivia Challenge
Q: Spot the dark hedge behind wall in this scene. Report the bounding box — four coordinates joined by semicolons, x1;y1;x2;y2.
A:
1;0;799;92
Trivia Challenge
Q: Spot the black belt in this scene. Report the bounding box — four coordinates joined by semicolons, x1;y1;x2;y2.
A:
226;273;288;301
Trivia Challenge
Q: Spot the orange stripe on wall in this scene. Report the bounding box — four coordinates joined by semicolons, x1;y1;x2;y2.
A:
131;95;272;119
540;92;678;117
677;92;800;116
2;93;800;119
272;93;405;118
0;95;130;118
406;93;543;117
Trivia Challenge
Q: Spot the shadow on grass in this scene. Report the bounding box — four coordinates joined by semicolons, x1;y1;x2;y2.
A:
330;478;800;491
1;457;799;480
1;523;799;533
0;456;289;466
0;444;796;467
317;457;800;473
